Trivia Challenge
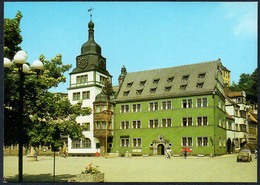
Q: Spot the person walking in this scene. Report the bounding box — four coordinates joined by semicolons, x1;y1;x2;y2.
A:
63;147;68;158
165;148;171;159
183;151;187;159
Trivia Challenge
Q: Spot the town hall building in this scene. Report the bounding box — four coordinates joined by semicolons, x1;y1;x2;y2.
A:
64;17;254;157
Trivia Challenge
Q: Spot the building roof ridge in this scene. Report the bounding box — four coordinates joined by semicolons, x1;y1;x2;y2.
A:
126;59;220;75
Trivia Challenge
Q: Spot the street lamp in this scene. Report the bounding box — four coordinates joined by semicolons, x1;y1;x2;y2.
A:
4;50;44;182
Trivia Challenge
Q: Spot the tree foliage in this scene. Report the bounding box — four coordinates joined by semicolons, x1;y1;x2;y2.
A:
229;68;258;103
4;11;23;59
103;78;113;97
4;12;91;148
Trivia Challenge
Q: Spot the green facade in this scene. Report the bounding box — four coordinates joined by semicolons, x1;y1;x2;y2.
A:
111;94;227;156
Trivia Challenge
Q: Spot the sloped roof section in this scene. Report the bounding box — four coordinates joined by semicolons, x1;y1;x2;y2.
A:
116;60;222;102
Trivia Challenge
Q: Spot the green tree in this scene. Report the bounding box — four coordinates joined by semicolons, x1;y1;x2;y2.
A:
4;11;23;59
4;12;91;149
229;68;258;103
103;78;113;98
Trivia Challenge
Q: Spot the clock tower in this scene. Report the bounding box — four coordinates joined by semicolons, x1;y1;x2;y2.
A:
67;17;112;155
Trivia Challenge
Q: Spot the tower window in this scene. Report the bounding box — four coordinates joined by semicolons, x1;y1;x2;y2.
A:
73;92;80;101
100;76;107;85
76;75;88;84
82;91;90;99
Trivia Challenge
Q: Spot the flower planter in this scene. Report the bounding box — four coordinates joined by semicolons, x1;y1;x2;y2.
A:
76;173;105;182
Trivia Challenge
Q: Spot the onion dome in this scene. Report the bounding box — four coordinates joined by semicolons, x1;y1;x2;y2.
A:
95;90;109;103
81;20;101;55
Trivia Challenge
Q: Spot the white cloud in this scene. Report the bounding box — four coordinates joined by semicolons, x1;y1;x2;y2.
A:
233;13;257;37
220;2;257;38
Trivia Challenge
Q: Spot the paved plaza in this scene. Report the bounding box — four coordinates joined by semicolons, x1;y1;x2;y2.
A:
3;154;257;183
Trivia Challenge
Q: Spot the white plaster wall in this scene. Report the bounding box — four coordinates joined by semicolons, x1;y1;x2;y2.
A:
67;71;111;154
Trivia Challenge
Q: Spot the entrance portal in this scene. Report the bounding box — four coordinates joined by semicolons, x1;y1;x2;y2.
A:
157;144;165;155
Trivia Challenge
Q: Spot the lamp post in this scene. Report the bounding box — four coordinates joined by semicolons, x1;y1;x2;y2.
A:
4;50;44;182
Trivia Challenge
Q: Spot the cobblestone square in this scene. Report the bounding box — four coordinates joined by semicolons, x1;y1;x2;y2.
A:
4;154;257;183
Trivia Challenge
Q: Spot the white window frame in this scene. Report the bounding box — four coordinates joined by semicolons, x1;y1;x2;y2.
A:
182;137;193;147
132;138;142;147
132;120;141;129
162;118;172;127
197;137;208;146
182;99;192;108
149;119;159;128
182;117;193;126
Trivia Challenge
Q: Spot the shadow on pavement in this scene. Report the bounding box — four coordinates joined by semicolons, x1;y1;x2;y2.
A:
5;173;76;182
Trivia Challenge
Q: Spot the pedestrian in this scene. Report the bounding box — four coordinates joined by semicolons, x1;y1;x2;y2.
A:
165;148;171;159
183;151;187;159
63;147;68;158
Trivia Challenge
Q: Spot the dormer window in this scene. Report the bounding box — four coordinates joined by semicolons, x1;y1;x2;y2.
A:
127;82;133;88
136;89;143;95
153;79;160;84
123;91;130;96
167;77;174;82
150;88;157;93
180;85;187;90
198;73;206;78
140;80;146;86
196;83;204;88
164;86;172;92
182;75;189;81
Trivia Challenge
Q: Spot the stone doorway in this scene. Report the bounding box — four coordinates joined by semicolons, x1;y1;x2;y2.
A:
157;144;165;155
150;135;172;155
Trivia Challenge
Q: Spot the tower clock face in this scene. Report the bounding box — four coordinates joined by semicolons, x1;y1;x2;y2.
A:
78;58;88;69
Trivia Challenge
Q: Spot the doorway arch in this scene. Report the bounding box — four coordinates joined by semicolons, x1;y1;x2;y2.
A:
157;144;165;155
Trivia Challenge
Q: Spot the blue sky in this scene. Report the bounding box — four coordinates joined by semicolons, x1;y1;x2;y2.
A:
4;2;257;93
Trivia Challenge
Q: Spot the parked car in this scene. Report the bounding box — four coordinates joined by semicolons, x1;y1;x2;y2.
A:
237;149;252;162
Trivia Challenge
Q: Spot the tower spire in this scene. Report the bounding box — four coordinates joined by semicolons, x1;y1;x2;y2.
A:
88;8;94;21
